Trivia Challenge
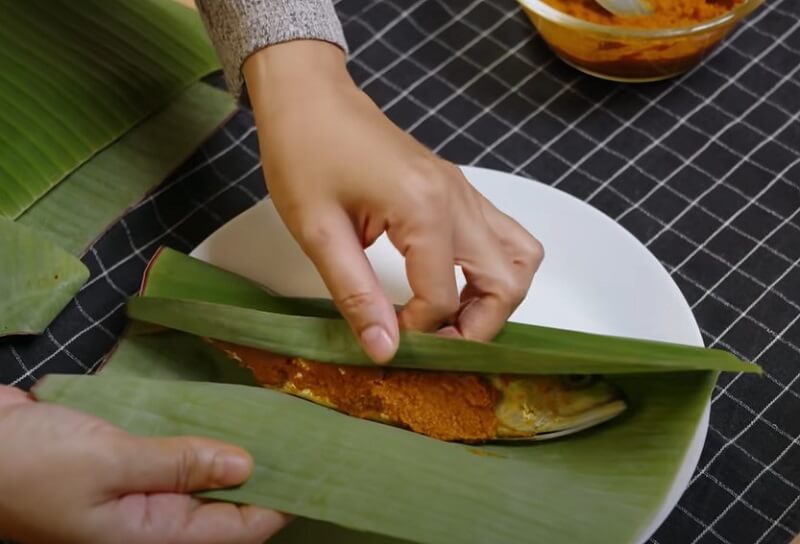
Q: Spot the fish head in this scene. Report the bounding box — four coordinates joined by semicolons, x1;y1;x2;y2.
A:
492;375;626;441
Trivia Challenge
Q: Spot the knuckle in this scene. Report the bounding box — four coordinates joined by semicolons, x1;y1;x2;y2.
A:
336;291;378;318
515;234;545;271
295;219;336;248
403;162;452;211
174;445;198;493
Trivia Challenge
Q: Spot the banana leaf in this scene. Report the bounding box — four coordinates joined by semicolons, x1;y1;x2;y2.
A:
35;329;716;544
128;248;759;375
0;0;218;219
17;83;236;255
0;218;88;335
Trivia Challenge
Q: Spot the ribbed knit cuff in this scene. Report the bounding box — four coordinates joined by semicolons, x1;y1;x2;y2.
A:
196;0;348;97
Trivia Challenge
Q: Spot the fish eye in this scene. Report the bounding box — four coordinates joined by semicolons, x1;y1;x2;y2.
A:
562;375;594;388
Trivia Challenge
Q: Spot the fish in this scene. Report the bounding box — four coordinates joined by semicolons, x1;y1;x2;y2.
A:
209;340;627;443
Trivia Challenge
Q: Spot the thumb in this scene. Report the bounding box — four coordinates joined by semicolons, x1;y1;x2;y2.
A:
297;211;399;363
110;435;253;494
0;386;32;408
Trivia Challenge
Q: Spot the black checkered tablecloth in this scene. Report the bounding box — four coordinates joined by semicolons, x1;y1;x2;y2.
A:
2;1;798;542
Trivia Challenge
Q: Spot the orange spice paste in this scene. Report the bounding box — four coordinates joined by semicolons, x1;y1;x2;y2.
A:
535;0;744;80
210;341;499;441
542;0;741;27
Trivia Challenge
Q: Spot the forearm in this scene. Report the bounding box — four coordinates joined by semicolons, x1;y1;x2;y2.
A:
195;0;348;96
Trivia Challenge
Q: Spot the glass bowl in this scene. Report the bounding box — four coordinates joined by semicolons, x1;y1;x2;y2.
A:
516;0;764;82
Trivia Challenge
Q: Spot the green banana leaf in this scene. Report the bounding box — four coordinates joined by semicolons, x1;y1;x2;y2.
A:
0;218;88;335
0;0;218;219
17;83;236;255
128;248;759;375
35;329;716;544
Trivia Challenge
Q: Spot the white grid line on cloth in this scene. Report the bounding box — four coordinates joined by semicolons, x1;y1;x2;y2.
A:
81;132;261;293
677;504;734;544
405;1;627;167
672;162;800;311
127;125;258;214
222;126;260;161
625;84;800;190
711;300;800;413
455;26;800;222
337;0;383;26
705;247;800;400
388;0;609;167
716;385;796;452
472;0;800;190
152;201;193;250
728;6;800;54
89;247;134;298
350;56;520;171
700;54;800;123
756;494;800;544
355;6;800;293
349;0;435;61
691;334;800;447
675;267;800;358
355;0;487;90
72;297;115;341
692;431;800;542
372;0;783;182
600;61;800;218
698;470;795;535
9;299;126;387
379;1;800;273
8;346;29;377
367;8;527;116
703;214;800;355
690;370;800;492
120;220;151;264
202;143;262;205
708;424;800;494
631;78;800;244
85;353;107;375
377;11;582;160
705;334;800;403
406;35;540;134
192;196;226;225
4;130;263;386
45;330;89;372
712;381;798;452
669;156;800;277
81;159;262;294
449;64;578;163
578;21;800;201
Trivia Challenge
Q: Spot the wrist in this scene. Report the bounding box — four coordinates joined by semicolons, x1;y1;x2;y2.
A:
243;40;354;112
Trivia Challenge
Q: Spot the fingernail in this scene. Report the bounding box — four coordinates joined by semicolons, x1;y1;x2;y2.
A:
437;325;461;338
360;325;396;364
212;451;252;486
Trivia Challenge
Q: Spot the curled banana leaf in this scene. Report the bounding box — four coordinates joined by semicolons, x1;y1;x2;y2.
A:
210;340;626;442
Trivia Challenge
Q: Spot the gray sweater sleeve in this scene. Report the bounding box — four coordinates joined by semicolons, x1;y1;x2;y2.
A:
195;0;347;97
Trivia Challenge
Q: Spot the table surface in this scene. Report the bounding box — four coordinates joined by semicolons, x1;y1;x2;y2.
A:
2;1;799;543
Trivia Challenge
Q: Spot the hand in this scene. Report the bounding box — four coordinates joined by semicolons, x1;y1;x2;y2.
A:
0;385;288;544
244;41;544;363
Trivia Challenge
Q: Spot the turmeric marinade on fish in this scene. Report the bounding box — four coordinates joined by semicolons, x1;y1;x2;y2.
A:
209;340;627;442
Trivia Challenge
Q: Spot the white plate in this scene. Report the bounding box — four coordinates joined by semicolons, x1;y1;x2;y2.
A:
191;165;709;544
